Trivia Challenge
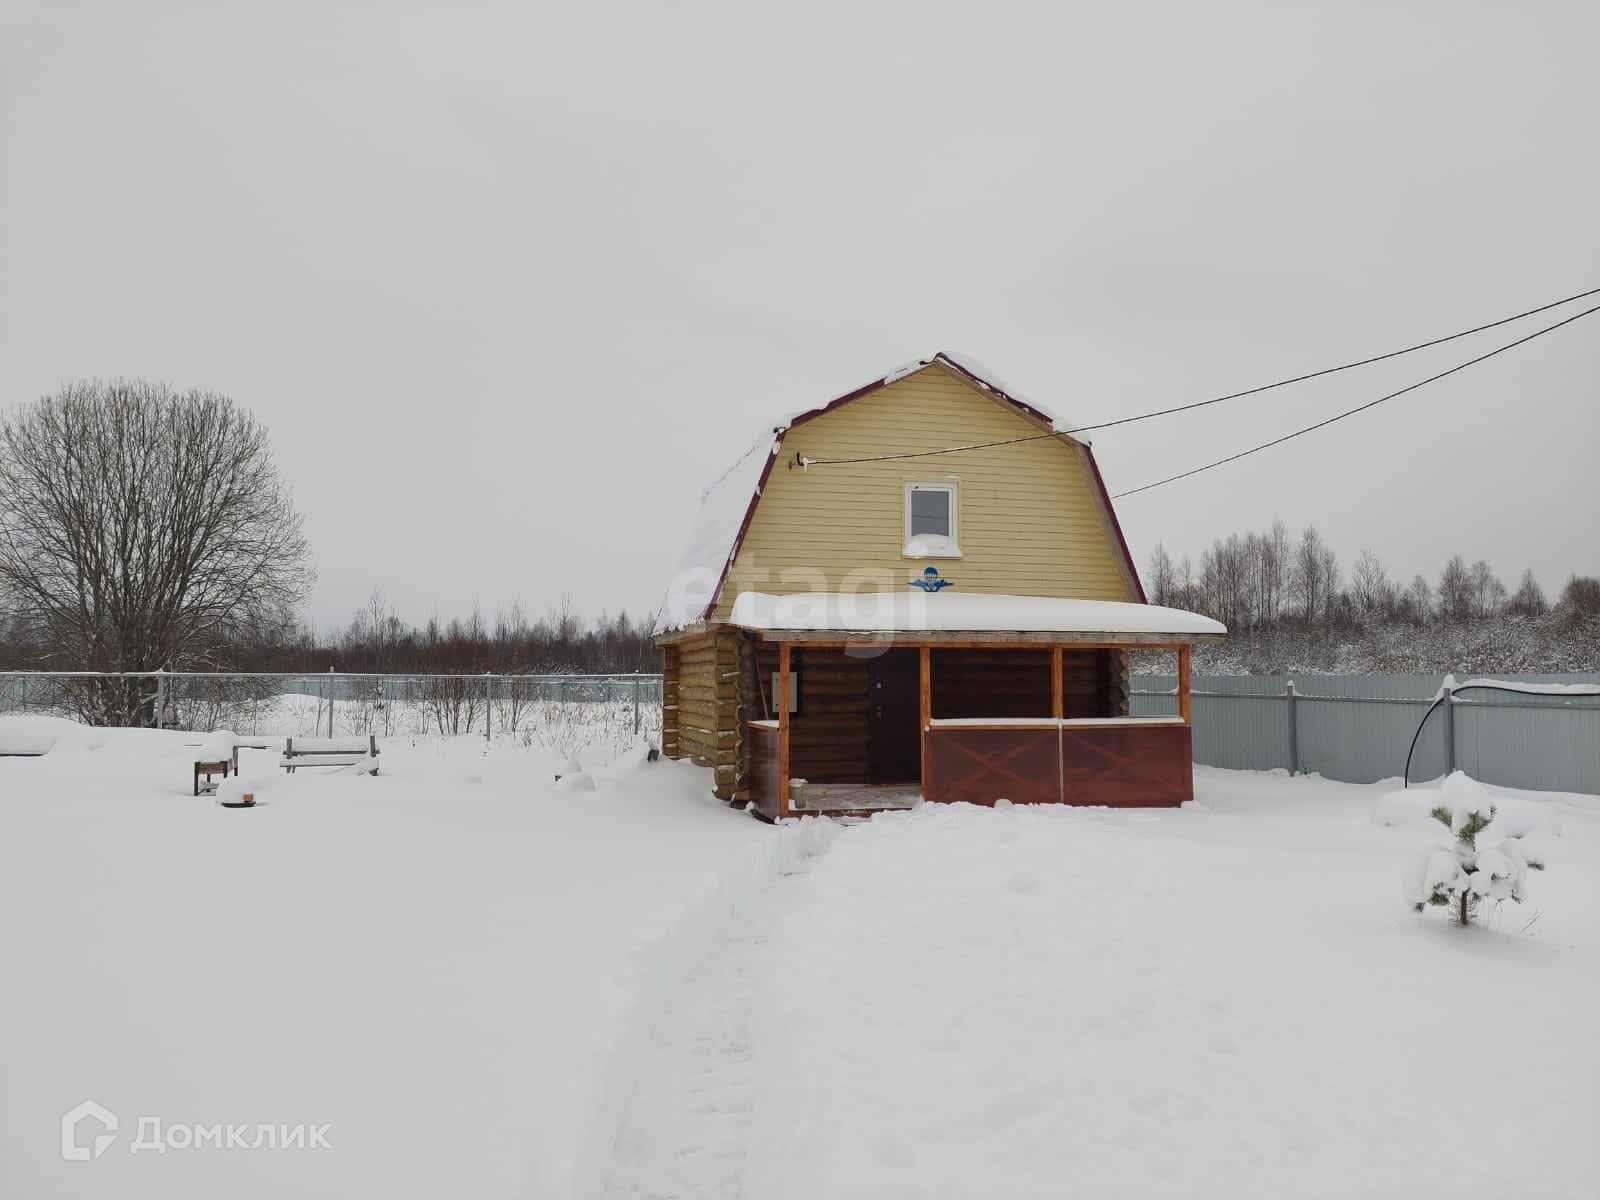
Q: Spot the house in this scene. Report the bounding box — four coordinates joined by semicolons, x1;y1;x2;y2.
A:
653;352;1225;818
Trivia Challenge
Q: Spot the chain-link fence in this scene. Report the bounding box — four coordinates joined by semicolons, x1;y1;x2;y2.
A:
0;671;663;754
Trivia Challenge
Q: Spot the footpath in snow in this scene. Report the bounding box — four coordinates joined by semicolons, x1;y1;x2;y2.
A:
586;770;1599;1200
593;821;836;1200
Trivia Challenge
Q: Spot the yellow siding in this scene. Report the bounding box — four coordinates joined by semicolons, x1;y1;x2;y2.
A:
713;364;1137;621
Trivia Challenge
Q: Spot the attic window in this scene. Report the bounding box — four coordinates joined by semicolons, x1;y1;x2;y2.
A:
904;483;960;559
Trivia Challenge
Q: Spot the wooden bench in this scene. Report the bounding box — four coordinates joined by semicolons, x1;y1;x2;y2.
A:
193;759;234;796
280;735;380;774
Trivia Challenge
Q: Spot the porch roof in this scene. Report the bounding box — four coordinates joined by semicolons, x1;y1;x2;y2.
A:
726;591;1225;644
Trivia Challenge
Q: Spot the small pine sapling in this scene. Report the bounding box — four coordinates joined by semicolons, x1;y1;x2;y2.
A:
1408;782;1545;927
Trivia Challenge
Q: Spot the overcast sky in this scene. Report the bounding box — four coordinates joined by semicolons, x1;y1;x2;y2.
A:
4;4;1596;633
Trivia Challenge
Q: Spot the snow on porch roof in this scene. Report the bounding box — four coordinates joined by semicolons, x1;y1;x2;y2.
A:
654;353;1136;635
727;592;1226;639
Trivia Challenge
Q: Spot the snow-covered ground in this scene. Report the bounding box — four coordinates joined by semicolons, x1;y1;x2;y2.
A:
2;723;767;1199
738;775;1598;1200
4;721;1596;1198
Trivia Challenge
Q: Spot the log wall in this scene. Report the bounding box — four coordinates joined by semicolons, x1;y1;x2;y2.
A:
929;648;1125;719
666;628;740;799
660;643;681;759
753;643;871;783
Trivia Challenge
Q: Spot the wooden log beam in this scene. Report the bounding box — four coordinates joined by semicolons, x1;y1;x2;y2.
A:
778;643;792;819
919;645;932;792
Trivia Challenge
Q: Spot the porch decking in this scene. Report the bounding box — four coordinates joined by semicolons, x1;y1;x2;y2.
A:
792;781;921;813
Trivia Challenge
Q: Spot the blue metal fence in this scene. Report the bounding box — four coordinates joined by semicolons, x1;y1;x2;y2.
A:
1133;672;1600;795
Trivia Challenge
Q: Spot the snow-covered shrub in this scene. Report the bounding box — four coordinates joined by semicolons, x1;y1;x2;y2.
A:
524;699;646;766
1403;773;1545;926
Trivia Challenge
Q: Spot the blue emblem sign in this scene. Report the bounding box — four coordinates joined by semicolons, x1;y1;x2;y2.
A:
909;567;954;593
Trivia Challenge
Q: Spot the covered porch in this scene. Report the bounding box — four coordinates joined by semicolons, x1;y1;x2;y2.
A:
728;592;1223;821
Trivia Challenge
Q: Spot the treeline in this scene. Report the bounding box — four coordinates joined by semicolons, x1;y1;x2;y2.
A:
1148;523;1599;674
1149;522;1597;630
243;593;662;675
1;590;663;676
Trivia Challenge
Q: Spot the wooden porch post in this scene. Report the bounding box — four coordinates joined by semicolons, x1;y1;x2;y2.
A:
778;642;791;818
1177;643;1192;725
1050;645;1063;719
918;645;931;793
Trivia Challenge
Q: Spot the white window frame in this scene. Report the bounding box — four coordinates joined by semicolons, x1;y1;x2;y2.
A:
903;482;960;558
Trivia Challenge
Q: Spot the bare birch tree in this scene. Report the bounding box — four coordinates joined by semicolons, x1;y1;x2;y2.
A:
1351;548;1395;619
1147;543;1177;607
1291;525;1339;623
1437;555;1474;623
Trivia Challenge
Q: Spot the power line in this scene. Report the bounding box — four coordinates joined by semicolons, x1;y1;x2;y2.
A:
1112;301;1600;500
796;285;1600;467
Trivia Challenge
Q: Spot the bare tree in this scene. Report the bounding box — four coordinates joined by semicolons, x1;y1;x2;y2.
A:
1199;533;1255;629
1437;555;1473;623
1351;548;1395;619
1404;574;1433;625
1558;576;1600;620
1147;544;1177;607
0;380;311;723
1291;525;1339;623
1467;560;1507;619
1506;570;1548;618
1246;520;1289;627
1175;554;1196;612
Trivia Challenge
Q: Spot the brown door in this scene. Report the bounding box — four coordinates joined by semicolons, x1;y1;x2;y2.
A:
868;648;922;783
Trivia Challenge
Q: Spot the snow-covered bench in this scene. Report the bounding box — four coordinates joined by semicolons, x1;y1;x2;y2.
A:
280;735;380;774
229;737;279;772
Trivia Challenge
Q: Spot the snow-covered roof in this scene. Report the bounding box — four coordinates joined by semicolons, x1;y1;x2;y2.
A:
727;592;1225;638
653;353;1127;635
655;431;782;633
931;351;1074;438
783;351;1077;442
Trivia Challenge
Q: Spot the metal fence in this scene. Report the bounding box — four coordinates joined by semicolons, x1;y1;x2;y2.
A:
1133;672;1600;795
0;671;664;742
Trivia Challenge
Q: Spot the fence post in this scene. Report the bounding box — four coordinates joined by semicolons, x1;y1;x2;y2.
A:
1441;679;1456;776
1285;679;1299;776
485;674;493;744
154;674;165;730
327;668;336;738
633;673;642;735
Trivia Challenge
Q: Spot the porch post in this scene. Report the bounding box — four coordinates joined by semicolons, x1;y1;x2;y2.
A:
1050;645;1063;719
778;642;792;819
918;645;931;793
1177;643;1192;724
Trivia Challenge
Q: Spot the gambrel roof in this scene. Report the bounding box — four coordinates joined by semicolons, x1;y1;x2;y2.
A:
654;353;1144;633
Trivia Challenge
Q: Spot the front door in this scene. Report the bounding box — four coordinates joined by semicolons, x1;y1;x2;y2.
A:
868;648;922;783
